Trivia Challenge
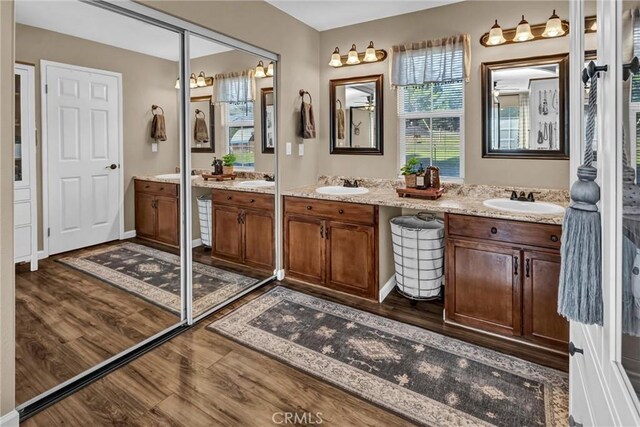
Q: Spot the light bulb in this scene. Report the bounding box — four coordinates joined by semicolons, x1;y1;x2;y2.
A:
346;44;360;65
487;20;506;45
189;73;197;89
266;61;274;77
196;71;206;87
363;41;377;62
542;10;565;38
174;77;180;90
328;47;342;67
255;60;266;78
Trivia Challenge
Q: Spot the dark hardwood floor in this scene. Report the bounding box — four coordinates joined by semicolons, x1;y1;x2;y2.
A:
23;277;568;426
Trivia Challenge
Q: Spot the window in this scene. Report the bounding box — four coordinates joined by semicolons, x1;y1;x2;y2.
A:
398;81;464;179
498;106;520;150
225;101;255;170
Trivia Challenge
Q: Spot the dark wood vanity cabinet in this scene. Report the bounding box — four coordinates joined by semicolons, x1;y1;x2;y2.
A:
135;180;179;246
445;213;568;352
284;197;378;300
211;189;274;271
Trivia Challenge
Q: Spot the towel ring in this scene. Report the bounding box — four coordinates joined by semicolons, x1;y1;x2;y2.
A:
195;109;206;119
299;89;312;104
151;104;164;116
336;99;342;109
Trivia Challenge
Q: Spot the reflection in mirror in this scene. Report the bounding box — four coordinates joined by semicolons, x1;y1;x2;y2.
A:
621;5;640;401
330;74;383;155
14;0;183;404
191;95;215;153
482;54;569;158
189;34;276;319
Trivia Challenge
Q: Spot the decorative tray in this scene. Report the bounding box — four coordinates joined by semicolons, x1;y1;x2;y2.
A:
396;187;445;200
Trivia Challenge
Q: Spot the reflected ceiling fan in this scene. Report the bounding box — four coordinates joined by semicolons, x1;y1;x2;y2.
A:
353;95;376;111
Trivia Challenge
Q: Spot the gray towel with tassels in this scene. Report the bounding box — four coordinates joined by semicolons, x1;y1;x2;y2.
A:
337;108;345;140
300;101;316;139
194;117;209;143
151;114;167;141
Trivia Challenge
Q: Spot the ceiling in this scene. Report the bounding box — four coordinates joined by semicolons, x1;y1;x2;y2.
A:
265;0;465;31
15;0;231;61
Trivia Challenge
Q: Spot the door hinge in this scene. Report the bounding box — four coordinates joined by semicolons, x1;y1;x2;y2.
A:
568;415;583;427
45;84;48;94
47;228;50;237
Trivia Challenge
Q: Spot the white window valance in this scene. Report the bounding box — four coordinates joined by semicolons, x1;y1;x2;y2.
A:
390;34;471;87
213;69;255;103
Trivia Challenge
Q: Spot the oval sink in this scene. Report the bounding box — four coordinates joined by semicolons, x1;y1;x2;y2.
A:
315;186;369;196
483;198;565;215
155;173;197;180
236;180;275;188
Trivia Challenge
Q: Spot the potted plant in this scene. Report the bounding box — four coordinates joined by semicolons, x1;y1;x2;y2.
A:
400;158;419;188
222;153;236;175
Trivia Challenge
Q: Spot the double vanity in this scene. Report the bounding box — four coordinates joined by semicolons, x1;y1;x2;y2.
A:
134;173;569;353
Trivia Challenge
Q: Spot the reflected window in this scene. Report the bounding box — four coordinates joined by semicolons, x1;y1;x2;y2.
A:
226;101;255;169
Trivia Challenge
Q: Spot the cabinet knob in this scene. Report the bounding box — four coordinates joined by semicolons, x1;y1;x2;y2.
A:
490;227;498;234
250;199;255;203
160;187;164;191
227;196;233;200
306;205;312;210
338;209;344;214
550;235;559;242
568;341;584;357
145;185;150;189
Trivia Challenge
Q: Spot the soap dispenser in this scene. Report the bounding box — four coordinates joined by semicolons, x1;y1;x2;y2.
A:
416;163;427;190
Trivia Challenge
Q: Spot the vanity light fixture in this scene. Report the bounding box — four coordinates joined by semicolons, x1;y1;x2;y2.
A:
328;43;387;68
174;71;213;89
196;71;207;87
346;44;361;65
542;9;565;38
487;20;507;46
255;60;266;78
266;61;274;77
174;77;180;89
189;73;197;89
513;15;534;42
329;47;343;67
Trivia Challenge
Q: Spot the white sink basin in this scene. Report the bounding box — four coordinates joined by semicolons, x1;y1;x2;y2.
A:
483;198;565;215
236;180;275;188
315;186;369;196
155;173;197;180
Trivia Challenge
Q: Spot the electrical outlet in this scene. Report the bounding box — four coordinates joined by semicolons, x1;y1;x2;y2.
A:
151;142;158;152
286;142;292;155
298;143;304;156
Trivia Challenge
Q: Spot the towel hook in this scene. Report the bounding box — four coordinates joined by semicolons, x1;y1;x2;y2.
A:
581;61;608;85
195;108;206;118
623;56;640;82
336;99;342;109
299;89;312;104
151;104;165;115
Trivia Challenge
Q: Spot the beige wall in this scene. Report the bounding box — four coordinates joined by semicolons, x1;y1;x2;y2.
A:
0;0;15;417
144;0;321;189
16;24;181;245
318;1;573;189
190;49;275;174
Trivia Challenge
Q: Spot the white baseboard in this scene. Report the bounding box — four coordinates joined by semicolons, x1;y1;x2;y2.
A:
0;410;19;427
37;250;47;260
121;230;136;240
379;275;396;303
192;238;202;248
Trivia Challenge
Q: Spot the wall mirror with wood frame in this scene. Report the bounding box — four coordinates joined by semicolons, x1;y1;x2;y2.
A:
191;95;215;153
482;53;569;159
330;74;383;155
261;87;274;153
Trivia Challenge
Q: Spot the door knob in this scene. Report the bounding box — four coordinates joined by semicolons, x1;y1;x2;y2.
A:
106;163;118;170
568;342;584;356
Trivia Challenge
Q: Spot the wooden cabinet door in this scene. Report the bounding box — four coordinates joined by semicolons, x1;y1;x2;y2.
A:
155;196;179;246
212;205;242;262
446;238;522;336
325;221;376;299
285;215;325;283
135;192;156;239
522;250;568;350
243;208;274;271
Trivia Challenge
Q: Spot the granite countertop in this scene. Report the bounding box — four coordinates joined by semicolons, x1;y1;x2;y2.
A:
282;176;569;225
134;173;275;195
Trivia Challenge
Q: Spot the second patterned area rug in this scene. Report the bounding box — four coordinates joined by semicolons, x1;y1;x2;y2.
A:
209;287;568;427
58;242;259;315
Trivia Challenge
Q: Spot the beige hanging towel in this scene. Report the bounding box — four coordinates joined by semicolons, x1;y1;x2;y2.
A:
194;109;209;143
336;107;345;140
299;90;316;139
151;106;167;141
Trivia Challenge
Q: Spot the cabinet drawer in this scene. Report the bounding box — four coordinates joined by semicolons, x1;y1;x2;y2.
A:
135;180;178;197
446;214;561;250
212;189;274;210
285;197;376;225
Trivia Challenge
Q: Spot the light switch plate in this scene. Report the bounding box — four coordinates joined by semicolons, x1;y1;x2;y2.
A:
286;142;292;155
151;142;158;152
298;143;304;156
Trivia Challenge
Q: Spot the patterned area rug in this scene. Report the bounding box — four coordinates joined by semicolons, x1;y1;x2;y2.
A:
58;242;259;315
209;287;568;427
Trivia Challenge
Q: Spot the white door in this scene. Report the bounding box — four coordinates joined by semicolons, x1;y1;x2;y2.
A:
568;2;640;426
43;61;121;255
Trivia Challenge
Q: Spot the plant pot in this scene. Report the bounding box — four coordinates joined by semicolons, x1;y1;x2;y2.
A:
222;165;234;175
404;174;417;188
